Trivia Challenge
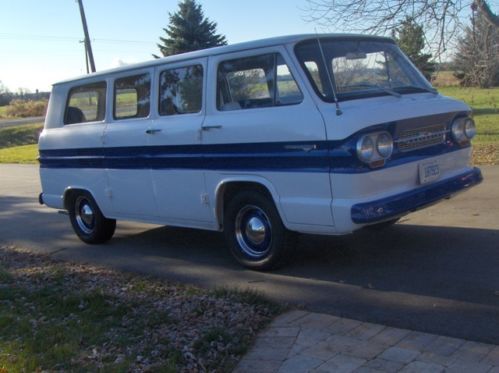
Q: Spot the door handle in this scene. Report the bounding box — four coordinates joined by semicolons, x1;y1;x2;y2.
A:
201;124;222;131
145;128;162;135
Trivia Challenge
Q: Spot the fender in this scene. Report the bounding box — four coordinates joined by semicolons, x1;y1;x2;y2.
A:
212;175;289;230
62;186;99;211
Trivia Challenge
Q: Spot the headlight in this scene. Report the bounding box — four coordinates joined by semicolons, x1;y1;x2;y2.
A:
356;135;374;163
451;118;467;144
376;132;393;158
464;118;476;139
356;131;393;166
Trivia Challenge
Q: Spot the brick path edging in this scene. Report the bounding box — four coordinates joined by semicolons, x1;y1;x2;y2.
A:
236;310;499;373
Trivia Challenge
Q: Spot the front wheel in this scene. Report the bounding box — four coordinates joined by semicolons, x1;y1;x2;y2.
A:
224;190;294;270
69;191;116;244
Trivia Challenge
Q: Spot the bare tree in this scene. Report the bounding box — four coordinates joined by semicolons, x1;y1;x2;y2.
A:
304;0;498;56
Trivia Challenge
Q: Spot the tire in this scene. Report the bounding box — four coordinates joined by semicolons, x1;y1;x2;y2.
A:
224;190;295;270
365;217;400;231
68;191;116;244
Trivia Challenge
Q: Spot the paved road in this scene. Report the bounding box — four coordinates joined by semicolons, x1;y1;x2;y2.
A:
0;116;44;128
1;164;498;344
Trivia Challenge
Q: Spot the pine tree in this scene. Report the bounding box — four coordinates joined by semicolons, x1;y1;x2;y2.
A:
155;0;227;58
393;18;436;80
453;11;499;88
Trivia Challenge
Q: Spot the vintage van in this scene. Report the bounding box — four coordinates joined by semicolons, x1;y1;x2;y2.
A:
39;34;482;270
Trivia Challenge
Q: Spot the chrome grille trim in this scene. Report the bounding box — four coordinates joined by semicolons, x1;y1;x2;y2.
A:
395;124;448;152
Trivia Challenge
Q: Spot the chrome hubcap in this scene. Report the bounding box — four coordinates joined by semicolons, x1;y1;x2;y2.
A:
235;205;272;259
75;197;95;234
245;217;266;245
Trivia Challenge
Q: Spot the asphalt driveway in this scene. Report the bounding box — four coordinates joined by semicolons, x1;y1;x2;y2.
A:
1;164;498;344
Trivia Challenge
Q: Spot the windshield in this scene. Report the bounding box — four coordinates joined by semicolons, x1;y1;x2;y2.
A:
295;38;434;101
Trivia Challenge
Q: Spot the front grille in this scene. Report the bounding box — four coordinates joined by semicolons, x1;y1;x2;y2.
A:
396;124;447;152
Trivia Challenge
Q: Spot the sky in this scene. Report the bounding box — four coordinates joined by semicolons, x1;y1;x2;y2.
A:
0;0;323;92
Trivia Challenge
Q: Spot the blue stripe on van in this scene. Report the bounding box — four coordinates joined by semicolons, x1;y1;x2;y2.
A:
39;139;467;174
39;141;332;172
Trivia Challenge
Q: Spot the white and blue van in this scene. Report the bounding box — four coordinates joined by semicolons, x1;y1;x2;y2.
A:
39;34;482;270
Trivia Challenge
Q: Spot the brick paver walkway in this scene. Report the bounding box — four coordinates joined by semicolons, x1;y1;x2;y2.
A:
236;311;499;373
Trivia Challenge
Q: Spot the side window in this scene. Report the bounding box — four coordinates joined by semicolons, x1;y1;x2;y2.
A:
64;82;106;125
304;61;324;94
217;53;303;111
159;65;203;116
114;73;151;120
276;55;303;105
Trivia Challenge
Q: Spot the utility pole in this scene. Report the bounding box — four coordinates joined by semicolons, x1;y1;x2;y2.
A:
77;0;96;73
79;40;89;74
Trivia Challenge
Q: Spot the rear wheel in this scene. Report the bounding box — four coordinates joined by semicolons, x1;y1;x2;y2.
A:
224;190;294;270
69;191;116;244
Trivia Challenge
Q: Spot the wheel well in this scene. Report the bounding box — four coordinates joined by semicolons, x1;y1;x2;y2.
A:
217;182;275;229
63;188;89;211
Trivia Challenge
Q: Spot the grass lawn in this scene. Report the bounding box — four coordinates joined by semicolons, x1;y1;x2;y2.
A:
0;144;38;164
0;124;42;164
0;106;7;118
0;123;43;148
0;246;282;372
438;87;498;165
438;87;498;144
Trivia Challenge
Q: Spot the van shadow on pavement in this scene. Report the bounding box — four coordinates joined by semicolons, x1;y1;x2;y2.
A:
1;195;499;344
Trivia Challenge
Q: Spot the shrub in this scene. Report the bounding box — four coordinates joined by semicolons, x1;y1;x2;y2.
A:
5;99;48;118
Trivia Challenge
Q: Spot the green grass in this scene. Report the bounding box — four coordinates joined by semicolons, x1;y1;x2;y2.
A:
438;87;499;144
0;282;147;371
0;123;43;148
0;106;7;118
0;144;38;163
0;123;42;164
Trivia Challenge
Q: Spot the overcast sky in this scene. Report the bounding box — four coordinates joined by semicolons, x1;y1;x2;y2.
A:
1;0;324;92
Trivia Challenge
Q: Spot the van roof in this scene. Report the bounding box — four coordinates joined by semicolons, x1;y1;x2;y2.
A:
54;33;394;86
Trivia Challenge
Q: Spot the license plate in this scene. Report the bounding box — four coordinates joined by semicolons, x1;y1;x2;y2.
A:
419;161;440;184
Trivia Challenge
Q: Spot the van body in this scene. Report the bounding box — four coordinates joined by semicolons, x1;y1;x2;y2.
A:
39;34;482;269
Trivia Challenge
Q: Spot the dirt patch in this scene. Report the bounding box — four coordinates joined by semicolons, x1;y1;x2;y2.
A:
473;144;499;165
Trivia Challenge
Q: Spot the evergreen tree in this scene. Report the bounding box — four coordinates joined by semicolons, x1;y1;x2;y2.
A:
393;18;436;80
453;11;499;88
155;0;227;58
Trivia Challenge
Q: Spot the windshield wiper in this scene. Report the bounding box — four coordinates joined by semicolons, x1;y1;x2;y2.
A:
344;83;401;98
397;85;438;95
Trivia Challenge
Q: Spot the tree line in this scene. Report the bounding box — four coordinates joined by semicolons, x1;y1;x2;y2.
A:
0;83;50;107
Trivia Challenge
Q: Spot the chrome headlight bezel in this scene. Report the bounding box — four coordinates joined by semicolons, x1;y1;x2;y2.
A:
356;135;375;163
464;117;476;139
356;131;393;166
376;132;394;158
451;118;467;145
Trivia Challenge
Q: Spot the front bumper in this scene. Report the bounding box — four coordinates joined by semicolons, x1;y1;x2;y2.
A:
351;167;483;224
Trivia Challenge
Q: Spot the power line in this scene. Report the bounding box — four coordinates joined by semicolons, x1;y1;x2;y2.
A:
0;32;152;45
